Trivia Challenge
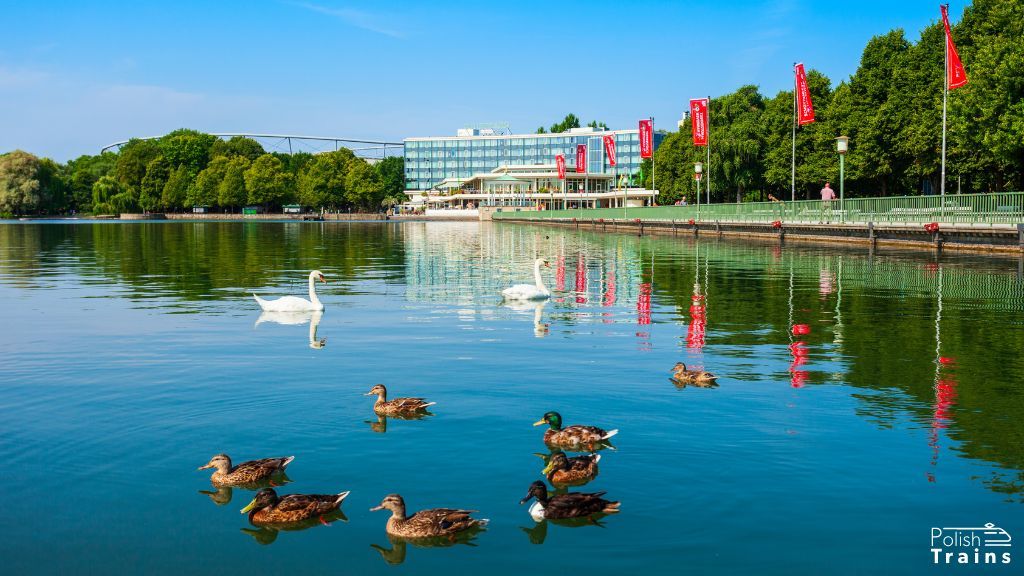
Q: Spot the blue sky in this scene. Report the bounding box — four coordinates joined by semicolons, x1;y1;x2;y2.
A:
1;0;970;161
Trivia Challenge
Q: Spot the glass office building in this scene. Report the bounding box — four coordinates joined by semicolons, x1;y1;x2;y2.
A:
403;127;664;193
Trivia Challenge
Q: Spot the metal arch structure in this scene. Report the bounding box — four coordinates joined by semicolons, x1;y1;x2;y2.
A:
100;133;404;160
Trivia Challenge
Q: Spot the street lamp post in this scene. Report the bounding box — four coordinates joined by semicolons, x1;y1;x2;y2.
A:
836;136;849;223
695;161;703;221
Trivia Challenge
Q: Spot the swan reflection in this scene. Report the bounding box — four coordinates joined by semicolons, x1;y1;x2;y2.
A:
502;300;550;338
240;508;348;545
370;529;485;566
255;310;326;349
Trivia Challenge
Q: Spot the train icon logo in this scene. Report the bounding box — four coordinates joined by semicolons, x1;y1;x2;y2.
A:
931;523;1012;565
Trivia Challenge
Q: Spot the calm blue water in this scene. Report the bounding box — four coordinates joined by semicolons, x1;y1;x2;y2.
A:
0;221;1021;574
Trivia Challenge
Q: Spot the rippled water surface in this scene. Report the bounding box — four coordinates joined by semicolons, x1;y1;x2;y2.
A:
1;221;1022;574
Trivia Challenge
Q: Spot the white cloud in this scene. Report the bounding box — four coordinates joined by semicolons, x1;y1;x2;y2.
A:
289;1;404;38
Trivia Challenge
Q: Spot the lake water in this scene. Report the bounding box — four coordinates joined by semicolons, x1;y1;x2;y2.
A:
1;221;1022;574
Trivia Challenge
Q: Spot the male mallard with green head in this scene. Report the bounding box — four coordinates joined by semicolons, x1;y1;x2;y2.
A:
197;453;294;486
543;451;600;487
365;384;436;415
670;362;718;387
519;481;620;521
240;487;350;525
370;494;487;539
533;411;618;449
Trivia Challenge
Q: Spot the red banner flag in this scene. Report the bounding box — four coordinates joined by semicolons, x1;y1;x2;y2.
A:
602;135;617;166
555;154;566;180
576;144;586;173
795;63;815;125
639;119;653;158
940;5;968;90
689;98;708;146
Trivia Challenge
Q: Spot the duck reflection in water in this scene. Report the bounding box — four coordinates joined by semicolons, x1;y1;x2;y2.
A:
241;508;349;545
501;300;550;338
520;515;611;545
370;529;485;566
198;472;293;506
535;450;600;488
255;310;326;349
365;411;433;434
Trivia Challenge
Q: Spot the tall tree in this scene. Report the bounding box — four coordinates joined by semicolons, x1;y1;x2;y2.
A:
115;139;161;205
218;157;250;210
209;136;265;162
0;151;43;215
188;156;229;208
297;150;353;208
159;129;218;174
162;165;191;210
244;154;293;208
91;175;120;214
140;157;170;212
550;114;581;133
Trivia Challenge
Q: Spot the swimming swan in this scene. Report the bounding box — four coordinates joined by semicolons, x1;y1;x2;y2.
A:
254;270;326;312
502;259;550;301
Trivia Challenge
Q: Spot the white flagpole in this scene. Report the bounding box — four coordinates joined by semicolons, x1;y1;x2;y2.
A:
940;5;948;199
706;97;711;205
791;63;797;202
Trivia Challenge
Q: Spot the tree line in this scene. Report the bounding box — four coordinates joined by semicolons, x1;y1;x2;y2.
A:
0;130;406;216
648;0;1022;204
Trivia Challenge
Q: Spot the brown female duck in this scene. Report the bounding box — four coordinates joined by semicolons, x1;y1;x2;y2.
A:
197;454;294;486
240;487;350;525
670;362;718;387
533;412;618;450
370;494;487;539
519;481;620;521
542;451;600;487
365;384;435;415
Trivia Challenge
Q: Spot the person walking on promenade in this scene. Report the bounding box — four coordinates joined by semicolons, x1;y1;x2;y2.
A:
820;182;836;223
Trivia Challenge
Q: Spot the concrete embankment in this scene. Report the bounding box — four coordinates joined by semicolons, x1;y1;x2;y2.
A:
496;217;1024;254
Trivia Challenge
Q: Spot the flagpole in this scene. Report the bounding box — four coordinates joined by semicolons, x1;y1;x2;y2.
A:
706;96;711;205
791;63;797;202
651;116;656;202
940;3;949;200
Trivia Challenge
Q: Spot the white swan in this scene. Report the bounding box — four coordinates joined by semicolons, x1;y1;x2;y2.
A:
253;270;325;312
255;310;327;349
502;259;551;301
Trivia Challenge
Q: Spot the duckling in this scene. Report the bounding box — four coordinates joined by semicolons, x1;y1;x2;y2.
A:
533;411;618;450
240;487;350;525
197;454;294;486
365;384;435;415
670;362;718;388
519;481;620;521
543;451;600;487
370;494;488;539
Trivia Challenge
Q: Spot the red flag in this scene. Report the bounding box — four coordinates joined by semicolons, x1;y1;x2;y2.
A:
576;144;586;173
638;119;653;158
689;98;708;146
795;63;815;125
602;135;616;166
555;154;565;180
941;5;968;90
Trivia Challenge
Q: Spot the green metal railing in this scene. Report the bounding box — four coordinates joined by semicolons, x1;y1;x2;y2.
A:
492;191;1024;226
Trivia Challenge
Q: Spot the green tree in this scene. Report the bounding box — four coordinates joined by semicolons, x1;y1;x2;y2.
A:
245;154;293;208
375;156;406;203
162;165;192;210
587;120;609;130
0;151;43;214
115;139;161;204
140;157;170;212
188;156;229;208
91;175;120;214
296;150;353;208
344;160;384;211
536;126;547;134
209;136;265;162
66;153;117;212
218;157;250;210
550;114;581;133
159;129;218;174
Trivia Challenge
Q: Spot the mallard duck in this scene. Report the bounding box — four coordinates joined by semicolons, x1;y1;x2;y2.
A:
370;494;488;539
197;454;294;486
241;509;348;545
533;411;618;449
519;481;620;521
670;362;718;387
365;384;435;415
240;487;350;525
543;451;600;487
